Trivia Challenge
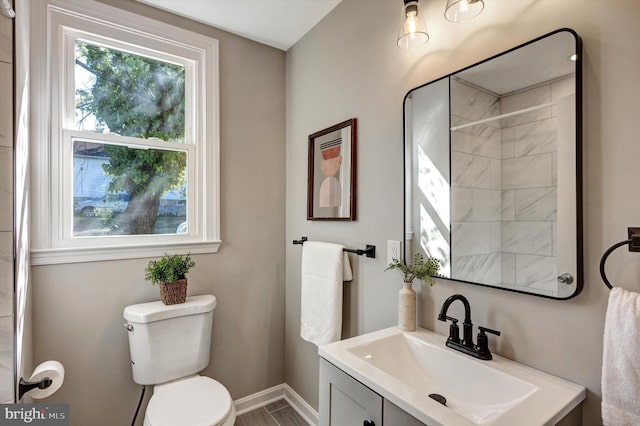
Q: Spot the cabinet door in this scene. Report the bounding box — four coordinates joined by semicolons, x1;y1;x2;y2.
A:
383;399;426;426
319;358;382;426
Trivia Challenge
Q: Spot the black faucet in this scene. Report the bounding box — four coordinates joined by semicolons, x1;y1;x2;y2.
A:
437;294;501;360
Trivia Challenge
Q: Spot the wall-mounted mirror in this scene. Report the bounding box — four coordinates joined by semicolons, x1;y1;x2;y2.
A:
404;29;582;299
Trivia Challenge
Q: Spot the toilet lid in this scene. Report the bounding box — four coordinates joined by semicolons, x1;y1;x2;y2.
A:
146;376;233;426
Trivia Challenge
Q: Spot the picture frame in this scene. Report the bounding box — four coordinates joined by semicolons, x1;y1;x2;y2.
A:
307;118;357;221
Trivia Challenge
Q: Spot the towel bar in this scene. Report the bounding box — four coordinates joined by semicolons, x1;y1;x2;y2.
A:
600;227;640;289
293;236;376;258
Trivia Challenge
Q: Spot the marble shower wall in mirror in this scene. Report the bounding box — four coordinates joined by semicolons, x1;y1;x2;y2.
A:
450;76;575;296
404;29;582;299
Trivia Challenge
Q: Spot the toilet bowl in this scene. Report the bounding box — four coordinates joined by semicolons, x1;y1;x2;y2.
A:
124;295;235;426
144;376;235;426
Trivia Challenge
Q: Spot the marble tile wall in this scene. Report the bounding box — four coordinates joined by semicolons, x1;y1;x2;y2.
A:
0;7;14;403
499;78;576;296
450;79;502;284
451;77;573;295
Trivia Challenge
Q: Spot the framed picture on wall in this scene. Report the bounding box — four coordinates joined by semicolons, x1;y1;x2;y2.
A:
307;118;357;221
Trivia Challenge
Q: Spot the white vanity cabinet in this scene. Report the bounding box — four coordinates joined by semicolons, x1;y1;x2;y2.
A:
319;327;586;426
383;399;425;426
319;358;381;426
319;358;424;426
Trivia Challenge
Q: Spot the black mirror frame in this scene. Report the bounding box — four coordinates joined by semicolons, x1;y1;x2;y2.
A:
402;28;583;300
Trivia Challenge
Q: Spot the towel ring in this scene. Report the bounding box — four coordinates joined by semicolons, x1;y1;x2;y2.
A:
599;239;632;290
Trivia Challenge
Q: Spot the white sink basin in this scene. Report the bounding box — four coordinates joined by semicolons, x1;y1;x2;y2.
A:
347;332;537;424
319;327;585;426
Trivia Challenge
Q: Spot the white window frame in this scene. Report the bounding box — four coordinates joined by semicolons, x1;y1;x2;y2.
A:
30;0;220;265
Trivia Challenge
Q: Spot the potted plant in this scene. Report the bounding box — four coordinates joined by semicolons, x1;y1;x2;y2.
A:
145;253;195;305
386;253;440;285
385;253;441;331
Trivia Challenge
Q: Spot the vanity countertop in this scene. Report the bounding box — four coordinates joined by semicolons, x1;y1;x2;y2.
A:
319;326;586;426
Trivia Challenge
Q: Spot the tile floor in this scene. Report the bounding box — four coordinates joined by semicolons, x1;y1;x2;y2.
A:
235;399;309;426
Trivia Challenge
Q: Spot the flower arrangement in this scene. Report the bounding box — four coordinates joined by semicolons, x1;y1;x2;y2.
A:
385;253;440;285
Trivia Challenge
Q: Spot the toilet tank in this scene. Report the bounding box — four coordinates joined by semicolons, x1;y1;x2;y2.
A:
123;295;217;385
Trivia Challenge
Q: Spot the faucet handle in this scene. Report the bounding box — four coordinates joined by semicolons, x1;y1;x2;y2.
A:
442;316;461;343
478;326;501;336
476;326;501;360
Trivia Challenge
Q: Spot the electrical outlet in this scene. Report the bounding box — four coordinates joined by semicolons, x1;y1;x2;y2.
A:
387;240;401;264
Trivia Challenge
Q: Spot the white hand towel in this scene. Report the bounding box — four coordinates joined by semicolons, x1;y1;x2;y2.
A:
300;241;352;346
602;287;640;426
342;252;353;282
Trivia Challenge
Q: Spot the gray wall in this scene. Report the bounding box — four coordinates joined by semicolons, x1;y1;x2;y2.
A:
285;1;640;424
30;1;286;425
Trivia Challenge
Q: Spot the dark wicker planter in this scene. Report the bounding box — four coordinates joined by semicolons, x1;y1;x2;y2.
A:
159;279;188;305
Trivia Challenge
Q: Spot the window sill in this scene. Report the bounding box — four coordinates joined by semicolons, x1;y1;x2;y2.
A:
31;240;221;265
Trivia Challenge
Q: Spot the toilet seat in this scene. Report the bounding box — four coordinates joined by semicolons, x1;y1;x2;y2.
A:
144;375;235;426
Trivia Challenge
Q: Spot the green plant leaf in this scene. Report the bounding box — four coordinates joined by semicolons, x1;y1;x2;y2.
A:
385;253;441;285
145;253;195;285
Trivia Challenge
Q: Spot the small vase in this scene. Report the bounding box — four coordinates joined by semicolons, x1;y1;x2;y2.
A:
398;281;416;331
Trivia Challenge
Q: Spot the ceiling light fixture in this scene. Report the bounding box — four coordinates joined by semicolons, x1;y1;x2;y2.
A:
444;0;485;23
397;0;429;50
398;0;486;49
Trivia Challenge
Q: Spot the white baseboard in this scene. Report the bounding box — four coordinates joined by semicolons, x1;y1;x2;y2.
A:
282;383;319;426
234;383;319;425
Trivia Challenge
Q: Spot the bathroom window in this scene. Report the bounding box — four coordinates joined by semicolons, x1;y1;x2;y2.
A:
30;0;220;264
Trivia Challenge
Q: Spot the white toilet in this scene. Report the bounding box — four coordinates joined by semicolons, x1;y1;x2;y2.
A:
123;294;236;426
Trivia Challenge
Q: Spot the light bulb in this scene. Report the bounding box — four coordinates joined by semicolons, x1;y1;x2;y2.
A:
397;1;429;49
404;11;418;34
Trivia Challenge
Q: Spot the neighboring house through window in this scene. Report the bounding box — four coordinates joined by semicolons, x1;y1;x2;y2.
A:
30;0;220;264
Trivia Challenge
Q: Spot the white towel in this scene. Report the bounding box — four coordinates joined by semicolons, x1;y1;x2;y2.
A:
300;241;352;346
602;287;640;426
